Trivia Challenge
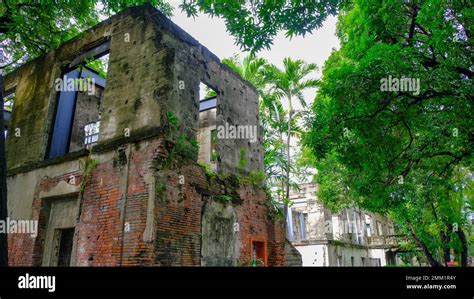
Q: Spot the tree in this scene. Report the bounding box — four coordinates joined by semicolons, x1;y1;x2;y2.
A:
222;54;268;90
0;0;342;264
305;0;473;266
179;0;341;52
265;58;318;221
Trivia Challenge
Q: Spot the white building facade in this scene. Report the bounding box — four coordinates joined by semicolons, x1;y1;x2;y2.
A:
287;183;404;266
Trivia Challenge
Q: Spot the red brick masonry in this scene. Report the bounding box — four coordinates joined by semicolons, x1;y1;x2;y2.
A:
8;138;286;266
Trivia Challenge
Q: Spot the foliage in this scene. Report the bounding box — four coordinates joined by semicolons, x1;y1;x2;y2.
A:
179;0;342;52
161;133;199;170
215;194;232;203
173;133;199;161
220;54;318;221
1;0;343;70
3;93;14;111
0;0;343;266
0;0;173;70
155;181;167;202
222;54;268;90
247;258;265;267
264;57;318;218
198;162;216;180
80;157;99;192
241;171;266;188
204;86;217;99
84;56;108;78
304;0;473;266
264;58;319;111
238;148;248;169
166;111;179;128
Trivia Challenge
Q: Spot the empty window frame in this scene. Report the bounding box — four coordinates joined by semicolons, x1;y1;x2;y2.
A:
197;82;218;171
3;91;14;139
299;212;307;240
365;214;372;237
84;121;100;147
376;221;383;236
48;43;109;159
3;91;14;112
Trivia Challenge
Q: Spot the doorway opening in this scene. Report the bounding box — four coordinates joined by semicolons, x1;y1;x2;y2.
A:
55;228;75;266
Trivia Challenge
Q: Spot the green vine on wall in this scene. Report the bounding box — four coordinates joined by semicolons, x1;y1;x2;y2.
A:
80;157;99;193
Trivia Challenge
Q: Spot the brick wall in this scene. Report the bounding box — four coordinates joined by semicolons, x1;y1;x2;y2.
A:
8;137;286;266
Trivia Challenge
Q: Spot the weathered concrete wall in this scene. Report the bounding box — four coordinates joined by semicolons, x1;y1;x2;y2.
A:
98;9;170;142
201;200;239;266
4;52;59;168
4;14;115;168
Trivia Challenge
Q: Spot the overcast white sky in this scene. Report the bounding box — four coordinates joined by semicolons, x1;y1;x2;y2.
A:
169;4;340;107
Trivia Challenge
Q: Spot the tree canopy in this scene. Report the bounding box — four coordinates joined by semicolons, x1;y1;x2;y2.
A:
305;0;473;266
0;0;342;69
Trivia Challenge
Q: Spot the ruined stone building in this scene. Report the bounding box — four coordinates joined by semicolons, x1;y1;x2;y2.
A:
287;183;405;266
3;4;289;266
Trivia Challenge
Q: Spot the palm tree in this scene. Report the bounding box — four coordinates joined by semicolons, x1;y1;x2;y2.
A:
222;54;268;91
264;57;318;223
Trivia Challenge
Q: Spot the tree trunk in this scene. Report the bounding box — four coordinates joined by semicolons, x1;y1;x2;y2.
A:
411;232;442;267
284;96;292;237
0;68;9;266
440;223;452;266
279;131;288;229
285;97;292;201
456;228;468;267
